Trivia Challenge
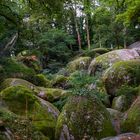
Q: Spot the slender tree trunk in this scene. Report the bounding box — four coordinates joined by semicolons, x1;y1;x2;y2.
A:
86;16;91;50
0;33;18;56
123;27;127;48
74;0;82;50
99;33;102;48
114;30;120;49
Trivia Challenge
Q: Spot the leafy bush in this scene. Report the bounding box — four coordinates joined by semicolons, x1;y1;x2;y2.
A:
68;71;109;104
38;29;75;63
116;85;139;97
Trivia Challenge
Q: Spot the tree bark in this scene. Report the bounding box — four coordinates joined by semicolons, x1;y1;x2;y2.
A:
0;33;18;56
86;16;91;50
74;0;82;50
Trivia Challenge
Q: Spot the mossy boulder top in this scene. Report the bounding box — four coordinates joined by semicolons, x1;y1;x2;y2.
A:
121;96;140;134
81;48;109;58
0;78;38;93
55;96;116;140
67;57;91;72
102;59;140;96
0;86;60;139
32;74;52;88
0;108;48;140
111;95;136;112
37;87;68;102
88;49;139;75
51;74;68;88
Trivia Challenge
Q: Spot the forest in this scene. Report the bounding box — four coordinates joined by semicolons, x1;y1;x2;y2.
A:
0;0;140;139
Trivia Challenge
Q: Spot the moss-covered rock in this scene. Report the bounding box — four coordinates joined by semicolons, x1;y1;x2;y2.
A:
82;48;109;58
107;108;122;121
103;60;140;96
55;96;116;140
121;96;140;134
67;57;91;72
112;95;133;112
37;87;68;102
0;78;39;93
51;75;68;89
107;108;123;134
0;58;35;82
88;49;139;76
32;74;52;88
101;133;140;140
57;68;70;77
0;86;60;139
0;107;48;140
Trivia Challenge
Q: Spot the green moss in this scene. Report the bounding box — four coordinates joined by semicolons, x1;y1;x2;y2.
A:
0;86;60;139
88;49;139;75
82;48;109;58
0;58;35;82
0;107;47;140
0;78;39;93
55;96;116;140
0;85;38;115
112;95;131;112
121;96;140;134
67;57;91;73
37;87;68;102
32;74;52;88
57;68;70;76
51;75;68;88
103;60;140;95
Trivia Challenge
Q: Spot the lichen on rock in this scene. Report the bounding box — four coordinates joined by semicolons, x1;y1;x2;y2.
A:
67;57;91;73
88;49;139;76
0;85;60;139
55;96;116;140
102;59;140;96
121;96;140;134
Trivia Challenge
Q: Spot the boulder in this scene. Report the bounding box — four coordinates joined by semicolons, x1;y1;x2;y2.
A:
82;48;109;58
55;96;116;140
0;107;48;140
88;49;139;76
0;78;38;93
51;74;68;89
67;57;91;72
32;74;52;88
121;96;140;133
101;133;140;140
37;87;68;102
102;60;140;96
107;108;123;134
0;86;60;139
112;95;131;112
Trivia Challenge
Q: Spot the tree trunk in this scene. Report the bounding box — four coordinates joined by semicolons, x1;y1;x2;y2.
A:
99;33;102;48
0;33;18;56
74;0;82;50
123;27;127;48
86;16;91;50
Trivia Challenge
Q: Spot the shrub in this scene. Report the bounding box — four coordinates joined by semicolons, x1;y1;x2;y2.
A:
0;57;35;82
68;71;109;104
38;29;75;63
